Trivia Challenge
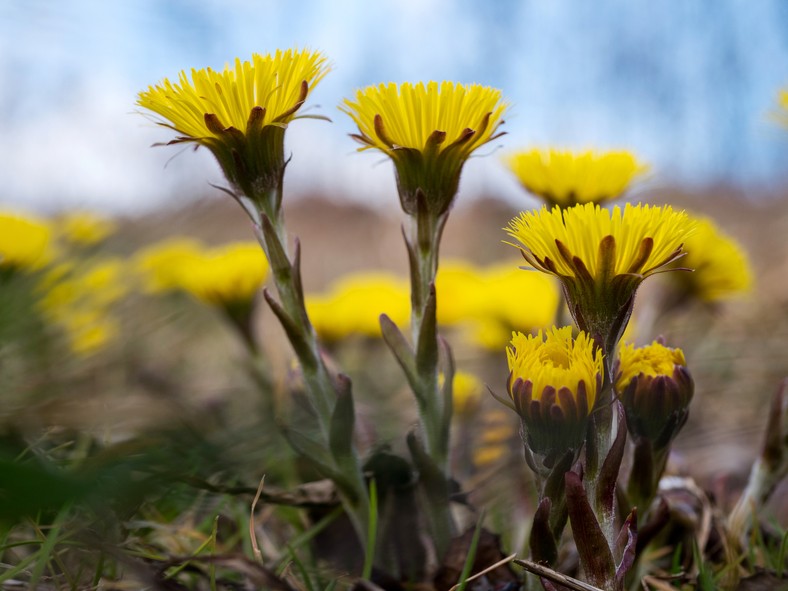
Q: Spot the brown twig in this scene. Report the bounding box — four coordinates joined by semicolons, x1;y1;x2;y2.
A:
513;559;604;591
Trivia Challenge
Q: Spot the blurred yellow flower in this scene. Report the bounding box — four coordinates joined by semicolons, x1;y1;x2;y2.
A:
58;212;116;246
307;273;410;342
37;258;128;356
506;203;695;353
133;239;204;293
342;81;507;214
0;211;54;272
472;411;515;468
439;370;483;417
138;49;330;201
475;264;559;347
175;243;269;308
672;215;752;303
435;262;488;326
507;326;603;456
504;148;647;208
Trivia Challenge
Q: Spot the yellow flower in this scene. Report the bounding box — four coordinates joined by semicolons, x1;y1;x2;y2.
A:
341;81;507;215
475;263;559;347
138;49;330;205
435;261;559;349
615;341;693;447
438;370;483;417
133;239;204;293
506;203;695;354
434;262;487;326
0;212;54;273
472;410;515;468
507;326;603;457
58;212;116;246
175;243;269;308
37;258;128;356
670;215;752;303
504;148;647;208
306;273;410;342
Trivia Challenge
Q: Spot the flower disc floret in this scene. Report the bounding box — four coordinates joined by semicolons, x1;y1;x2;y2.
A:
341;81;507;215
504;148;646;208
506;326;603;457
506;203;695;354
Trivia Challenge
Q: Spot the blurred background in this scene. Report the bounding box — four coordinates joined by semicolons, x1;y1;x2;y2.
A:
1;0;787;212
1;2;788;586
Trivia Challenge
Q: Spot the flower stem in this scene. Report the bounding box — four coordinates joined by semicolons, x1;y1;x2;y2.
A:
408;211;450;472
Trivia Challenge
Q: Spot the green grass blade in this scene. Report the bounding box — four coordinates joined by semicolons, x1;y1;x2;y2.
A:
27;508;69;589
456;510;485;591
361;478;378;581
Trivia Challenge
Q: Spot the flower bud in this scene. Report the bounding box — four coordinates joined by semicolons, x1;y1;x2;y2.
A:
615;341;694;449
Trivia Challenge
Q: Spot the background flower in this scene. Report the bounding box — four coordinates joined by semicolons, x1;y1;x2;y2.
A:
0;212;54;273
504;148;647;208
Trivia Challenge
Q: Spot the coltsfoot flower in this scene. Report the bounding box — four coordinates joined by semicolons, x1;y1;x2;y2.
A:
668;214;752;304
0;212;54;274
507;326;604;460
174;243;269;309
59;212;116;246
342;81;507;215
306;273;410;342
37;258;127;356
506;203;695;354
615;341;693;448
138;49;330;208
504;148;646;208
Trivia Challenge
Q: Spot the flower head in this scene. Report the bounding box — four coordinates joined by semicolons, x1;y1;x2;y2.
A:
0;212;54;274
342;81;507;215
58;212;116;246
506;203;695;354
175;243;269;309
615;341;693;448
506;326;604;460
133;239;204;293
668;215;752;304
37;258;128;356
504;149;647;208
306;272;410;342
138;49;330;207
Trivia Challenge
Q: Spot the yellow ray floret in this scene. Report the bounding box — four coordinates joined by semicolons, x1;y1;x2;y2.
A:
342;81;507;155
138;49;330;138
507;326;603;412
616;341;686;392
506;203;694;280
504;148;647;207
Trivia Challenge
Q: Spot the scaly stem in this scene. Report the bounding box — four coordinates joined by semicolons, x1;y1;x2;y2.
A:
242;183;371;561
408;211;450;472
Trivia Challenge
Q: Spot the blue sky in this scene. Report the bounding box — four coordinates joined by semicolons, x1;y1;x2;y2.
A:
1;0;787;213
